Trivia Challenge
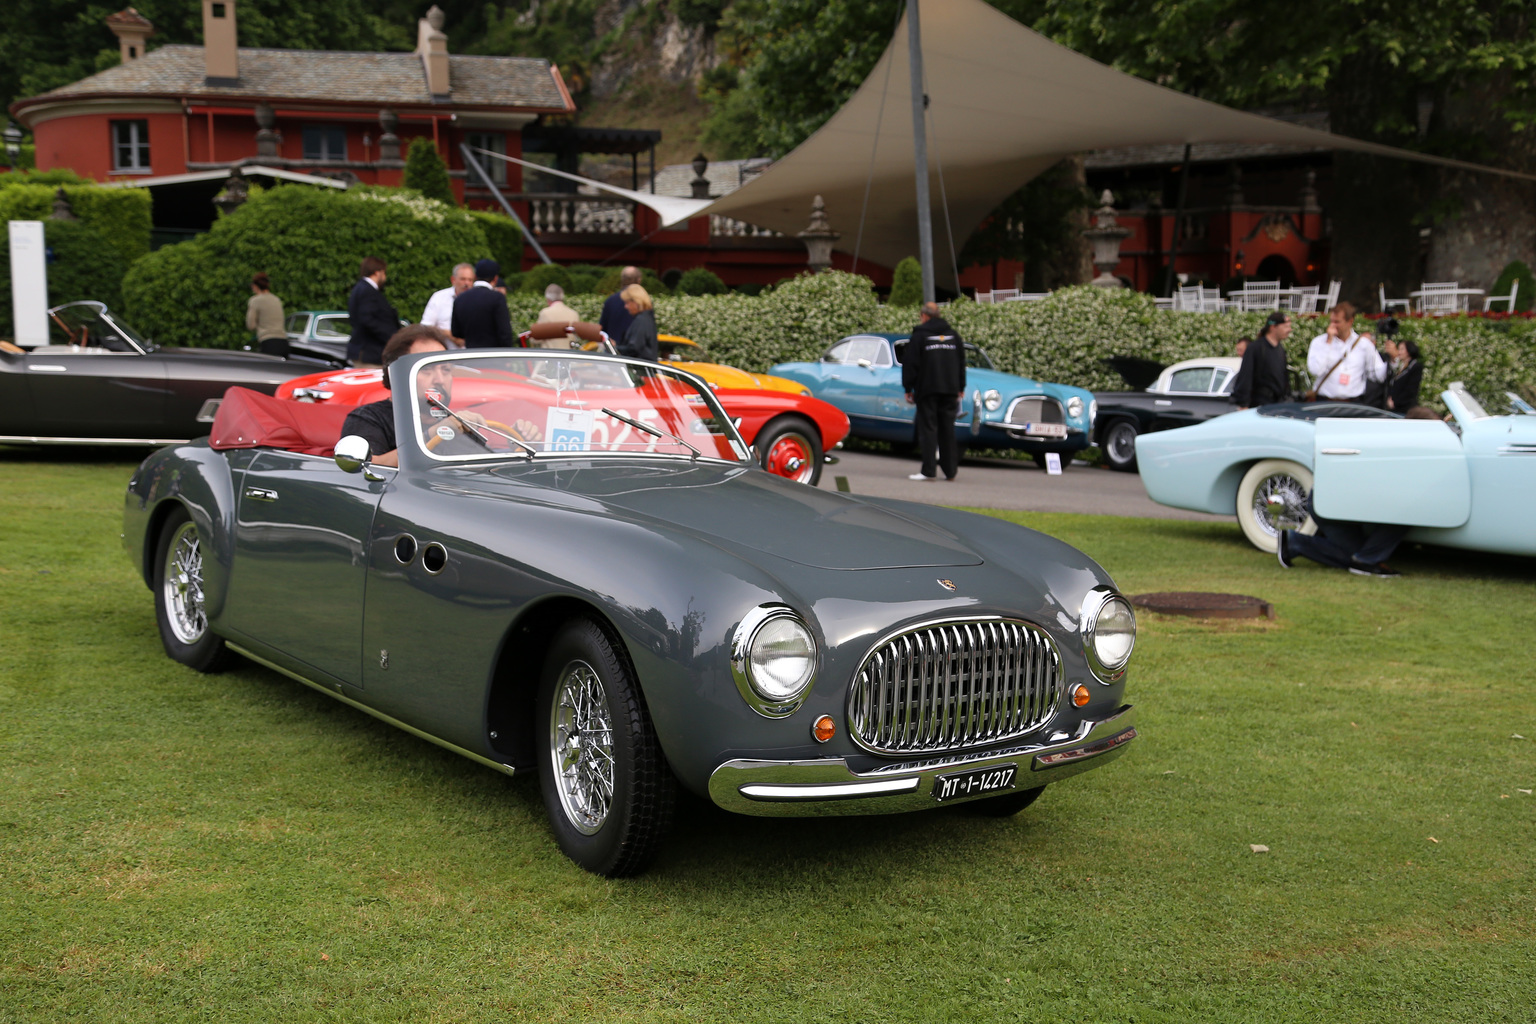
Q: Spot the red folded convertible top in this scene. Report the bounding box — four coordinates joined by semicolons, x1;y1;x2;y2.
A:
209;387;352;456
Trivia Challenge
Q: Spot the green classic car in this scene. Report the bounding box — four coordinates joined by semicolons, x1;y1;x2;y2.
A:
124;350;1138;876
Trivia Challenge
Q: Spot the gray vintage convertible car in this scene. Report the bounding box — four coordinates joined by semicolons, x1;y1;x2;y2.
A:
124;350;1138;876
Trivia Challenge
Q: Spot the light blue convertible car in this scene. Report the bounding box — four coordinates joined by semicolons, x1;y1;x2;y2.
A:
1136;384;1536;556
771;334;1096;467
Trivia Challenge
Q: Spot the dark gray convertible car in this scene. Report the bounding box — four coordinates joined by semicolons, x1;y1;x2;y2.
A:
2;302;320;445
124;350;1138;876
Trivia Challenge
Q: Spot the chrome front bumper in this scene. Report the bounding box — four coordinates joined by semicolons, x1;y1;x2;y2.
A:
708;705;1136;816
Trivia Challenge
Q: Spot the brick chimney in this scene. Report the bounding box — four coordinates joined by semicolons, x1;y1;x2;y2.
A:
105;8;154;63
416;5;450;100
202;0;240;86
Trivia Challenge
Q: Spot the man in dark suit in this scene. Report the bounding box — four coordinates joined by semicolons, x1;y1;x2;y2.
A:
452;258;514;349
347;256;399;367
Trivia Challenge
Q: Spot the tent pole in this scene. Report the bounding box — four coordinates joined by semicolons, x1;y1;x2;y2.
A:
461;143;551;265
907;0;935;304
1164;143;1191;297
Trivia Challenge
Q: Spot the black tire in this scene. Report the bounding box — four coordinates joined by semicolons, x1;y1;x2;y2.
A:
756;416;824;485
1100;419;1139;472
152;507;231;673
1032;452;1072;471
964;785;1046;817
536;618;675;877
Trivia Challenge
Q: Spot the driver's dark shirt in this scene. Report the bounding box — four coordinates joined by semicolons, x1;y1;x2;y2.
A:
342;398;395;458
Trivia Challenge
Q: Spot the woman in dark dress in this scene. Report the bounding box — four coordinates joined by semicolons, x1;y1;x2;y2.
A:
1385;338;1423;411
617;284;658;362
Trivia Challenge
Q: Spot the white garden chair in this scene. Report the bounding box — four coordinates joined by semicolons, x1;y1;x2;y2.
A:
1484;279;1519;312
1417;282;1460;316
1234;280;1282;311
1378;282;1411;314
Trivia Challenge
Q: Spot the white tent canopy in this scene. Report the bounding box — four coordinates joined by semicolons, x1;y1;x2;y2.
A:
470;148;714;227
701;0;1536;272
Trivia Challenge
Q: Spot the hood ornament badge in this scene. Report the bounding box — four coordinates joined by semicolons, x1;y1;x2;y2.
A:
937;579;957;591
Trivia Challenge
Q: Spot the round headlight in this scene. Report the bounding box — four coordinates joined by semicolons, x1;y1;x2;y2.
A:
1067;395;1085;420
983;389;1002;411
1080;588;1136;681
732;607;818;716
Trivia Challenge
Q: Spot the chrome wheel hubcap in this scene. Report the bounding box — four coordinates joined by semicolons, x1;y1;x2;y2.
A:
1254;473;1309;538
549;660;615;835
1107;424;1136;463
163;523;207;644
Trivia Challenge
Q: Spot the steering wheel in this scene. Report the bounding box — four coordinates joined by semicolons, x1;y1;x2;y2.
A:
425;418;526;452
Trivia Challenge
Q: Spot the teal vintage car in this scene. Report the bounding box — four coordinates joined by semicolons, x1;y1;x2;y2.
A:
771;334;1096;467
1136;384;1536;556
124;350;1139;877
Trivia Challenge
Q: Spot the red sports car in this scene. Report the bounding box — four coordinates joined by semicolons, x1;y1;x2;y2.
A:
275;357;850;485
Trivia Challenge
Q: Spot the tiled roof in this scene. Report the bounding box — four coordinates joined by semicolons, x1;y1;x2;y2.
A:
25;44;567;110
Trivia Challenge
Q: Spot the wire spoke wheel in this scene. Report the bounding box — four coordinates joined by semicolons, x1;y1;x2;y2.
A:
549;660;616;835
536;619;675;876
152;508;230;672
1236;458;1318;553
162;522;208;644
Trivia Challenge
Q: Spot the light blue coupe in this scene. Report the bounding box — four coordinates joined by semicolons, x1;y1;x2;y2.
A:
1135;384;1536;556
771;334;1096;467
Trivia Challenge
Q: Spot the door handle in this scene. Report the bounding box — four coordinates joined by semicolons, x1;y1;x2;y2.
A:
243;487;279;501
1319;448;1360;455
1154;399;1172;406
29;364;68;372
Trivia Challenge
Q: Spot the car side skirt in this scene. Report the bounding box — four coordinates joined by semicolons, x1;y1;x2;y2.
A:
2;434;192;445
227;641;517;779
708;705;1135;816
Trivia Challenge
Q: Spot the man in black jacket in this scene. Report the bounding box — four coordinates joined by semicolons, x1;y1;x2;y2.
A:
347;256;399;366
452;258;514;349
1231;311;1294;409
902;301;967;481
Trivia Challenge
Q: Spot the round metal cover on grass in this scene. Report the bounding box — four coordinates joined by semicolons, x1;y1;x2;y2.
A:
1131;592;1275;620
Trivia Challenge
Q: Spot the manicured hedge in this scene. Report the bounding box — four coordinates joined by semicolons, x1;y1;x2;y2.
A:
121;185;491;347
465;210;524;275
0;182;151;338
647;273;1536;406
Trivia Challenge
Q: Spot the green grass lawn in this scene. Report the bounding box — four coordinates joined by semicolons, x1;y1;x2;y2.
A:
2;449;1534;1022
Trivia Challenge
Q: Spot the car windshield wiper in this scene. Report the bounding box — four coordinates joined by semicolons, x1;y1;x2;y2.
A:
601;407;701;460
426;395;537;459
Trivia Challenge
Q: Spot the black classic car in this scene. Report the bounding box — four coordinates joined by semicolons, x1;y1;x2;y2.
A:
1;302;321;446
1092;356;1242;471
125;350;1139;877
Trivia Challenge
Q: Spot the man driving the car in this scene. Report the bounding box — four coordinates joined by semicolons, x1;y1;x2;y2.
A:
341;325;484;466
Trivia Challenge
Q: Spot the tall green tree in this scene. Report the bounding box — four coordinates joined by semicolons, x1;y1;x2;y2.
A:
403;137;456;206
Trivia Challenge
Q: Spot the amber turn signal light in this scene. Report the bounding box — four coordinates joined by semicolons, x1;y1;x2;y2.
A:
1071;683;1091;708
812;715;836;742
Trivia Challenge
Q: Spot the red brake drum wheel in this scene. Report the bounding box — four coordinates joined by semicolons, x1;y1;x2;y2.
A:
757;418;823;485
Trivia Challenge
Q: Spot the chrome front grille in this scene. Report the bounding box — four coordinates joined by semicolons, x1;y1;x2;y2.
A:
847;619;1061;755
1005;396;1064;425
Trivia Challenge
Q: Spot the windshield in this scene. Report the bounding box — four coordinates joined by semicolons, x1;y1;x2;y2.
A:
406;352;751;464
47;301;148;352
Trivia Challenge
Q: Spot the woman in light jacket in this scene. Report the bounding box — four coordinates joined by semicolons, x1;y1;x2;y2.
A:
616;284;658;362
246;272;288;357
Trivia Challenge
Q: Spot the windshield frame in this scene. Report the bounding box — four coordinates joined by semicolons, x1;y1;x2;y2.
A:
399;350;752;467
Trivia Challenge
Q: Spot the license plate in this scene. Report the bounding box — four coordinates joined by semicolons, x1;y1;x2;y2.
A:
932;763;1017;802
1024;422;1068;438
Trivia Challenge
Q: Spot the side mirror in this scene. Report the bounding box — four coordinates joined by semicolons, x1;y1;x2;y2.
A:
335;434;371;474
856;358;872;369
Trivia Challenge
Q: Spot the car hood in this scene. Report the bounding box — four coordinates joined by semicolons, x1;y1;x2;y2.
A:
479;461;984;570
